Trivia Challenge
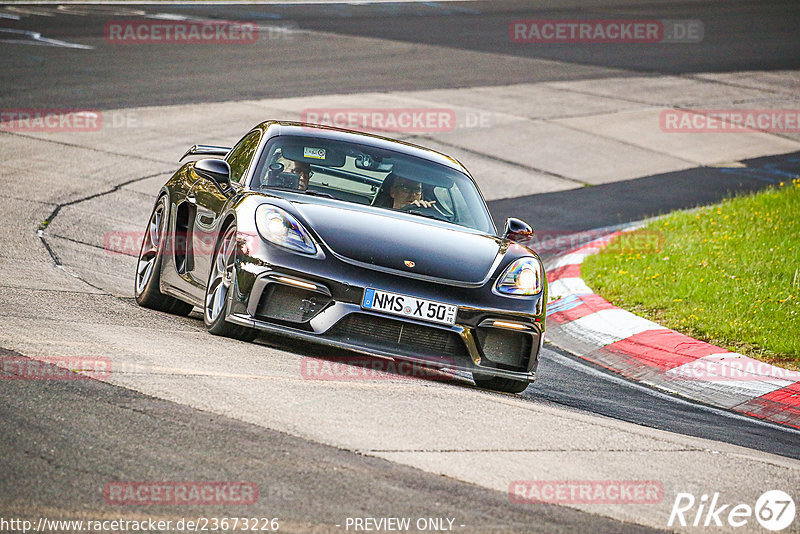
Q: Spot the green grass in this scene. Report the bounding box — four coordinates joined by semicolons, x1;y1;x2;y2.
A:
581;178;800;370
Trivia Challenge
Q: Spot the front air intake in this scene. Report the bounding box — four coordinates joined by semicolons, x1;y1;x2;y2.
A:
256;284;330;324
327;313;468;361
475;327;532;369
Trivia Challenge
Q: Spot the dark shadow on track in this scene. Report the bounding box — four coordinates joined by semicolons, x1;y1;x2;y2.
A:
4;1;798;110
531;346;800;460
282;0;800;74
488;151;800;252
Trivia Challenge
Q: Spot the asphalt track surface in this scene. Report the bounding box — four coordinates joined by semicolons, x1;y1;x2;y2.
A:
1;348;659;533
2;0;800;110
2;1;800;532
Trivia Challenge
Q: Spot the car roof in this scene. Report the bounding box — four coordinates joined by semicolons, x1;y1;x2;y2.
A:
254;121;470;175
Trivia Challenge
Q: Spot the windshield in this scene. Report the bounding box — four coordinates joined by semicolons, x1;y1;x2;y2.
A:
250;135;495;234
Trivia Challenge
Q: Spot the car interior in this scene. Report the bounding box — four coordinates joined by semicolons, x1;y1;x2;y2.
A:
250;137;491;232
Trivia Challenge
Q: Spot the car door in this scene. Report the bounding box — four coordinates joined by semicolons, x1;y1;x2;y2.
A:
188;129;262;287
186;176;228;286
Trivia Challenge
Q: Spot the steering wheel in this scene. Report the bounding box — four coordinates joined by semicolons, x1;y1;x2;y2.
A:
399;202;452;222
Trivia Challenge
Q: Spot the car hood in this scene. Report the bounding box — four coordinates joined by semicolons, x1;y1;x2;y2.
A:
294;202;503;284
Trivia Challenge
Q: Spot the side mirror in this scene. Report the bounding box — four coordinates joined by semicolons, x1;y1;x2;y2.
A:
503;217;534;243
194;158;231;186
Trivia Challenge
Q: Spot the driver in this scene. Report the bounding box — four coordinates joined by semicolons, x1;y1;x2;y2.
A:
390;176;435;210
284;159;312;191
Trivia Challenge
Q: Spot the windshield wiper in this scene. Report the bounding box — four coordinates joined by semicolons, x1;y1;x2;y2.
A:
302;190;336;199
405;209;440;221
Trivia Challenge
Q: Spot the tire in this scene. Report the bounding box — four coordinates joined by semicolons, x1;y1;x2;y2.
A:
134;195;194;316
472;372;530;393
203;222;258;342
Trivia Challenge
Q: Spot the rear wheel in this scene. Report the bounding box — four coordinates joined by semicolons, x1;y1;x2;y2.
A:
472;372;530;393
134;195;194;316
204;223;258;342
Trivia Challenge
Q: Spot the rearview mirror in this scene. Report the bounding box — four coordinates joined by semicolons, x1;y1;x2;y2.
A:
503;217;534;243
355;154;393;172
194;158;231;186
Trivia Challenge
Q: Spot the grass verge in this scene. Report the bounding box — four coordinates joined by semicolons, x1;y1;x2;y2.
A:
581;178;800;370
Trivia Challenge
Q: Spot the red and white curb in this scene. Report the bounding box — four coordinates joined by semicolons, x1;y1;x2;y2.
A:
543;228;800;430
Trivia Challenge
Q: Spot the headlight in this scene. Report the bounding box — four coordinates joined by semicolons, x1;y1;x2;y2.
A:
255;205;316;254
495;257;543;296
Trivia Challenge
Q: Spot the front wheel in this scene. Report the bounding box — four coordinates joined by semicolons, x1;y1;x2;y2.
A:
134;195;194;316
472;372;530;393
204;223;258;342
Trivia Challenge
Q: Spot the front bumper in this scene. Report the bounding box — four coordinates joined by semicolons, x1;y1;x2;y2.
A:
228;247;545;383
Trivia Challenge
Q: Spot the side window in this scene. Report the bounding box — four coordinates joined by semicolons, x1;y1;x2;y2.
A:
432;186;455;213
226;130;261;184
448;185;476;228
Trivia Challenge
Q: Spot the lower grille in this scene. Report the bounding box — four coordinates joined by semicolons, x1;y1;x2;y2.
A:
475;328;532;369
256;284;331;324
327;313;468;360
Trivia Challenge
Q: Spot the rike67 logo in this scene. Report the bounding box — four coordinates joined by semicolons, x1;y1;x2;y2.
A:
669;490;795;531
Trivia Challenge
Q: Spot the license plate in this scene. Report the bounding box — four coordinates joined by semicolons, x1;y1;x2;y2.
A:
361;288;457;326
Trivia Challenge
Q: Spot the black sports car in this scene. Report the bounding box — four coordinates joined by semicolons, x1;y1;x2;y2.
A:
135;121;546;393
